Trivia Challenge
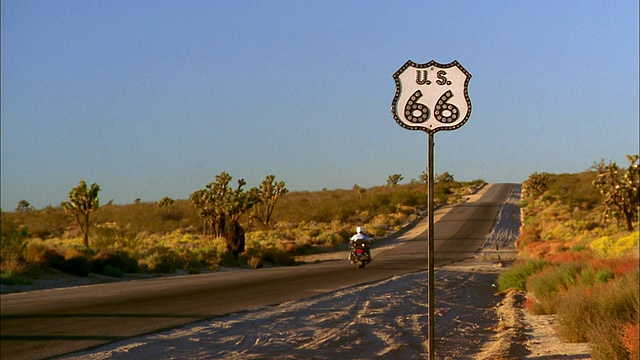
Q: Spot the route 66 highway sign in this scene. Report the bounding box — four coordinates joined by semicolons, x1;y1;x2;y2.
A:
392;60;471;134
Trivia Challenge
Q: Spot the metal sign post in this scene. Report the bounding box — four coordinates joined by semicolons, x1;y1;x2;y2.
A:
391;60;471;359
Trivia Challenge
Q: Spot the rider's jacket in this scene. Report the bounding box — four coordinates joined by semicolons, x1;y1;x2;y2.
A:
350;233;370;245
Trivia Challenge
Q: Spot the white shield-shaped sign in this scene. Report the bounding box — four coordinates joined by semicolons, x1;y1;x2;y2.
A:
392;60;472;134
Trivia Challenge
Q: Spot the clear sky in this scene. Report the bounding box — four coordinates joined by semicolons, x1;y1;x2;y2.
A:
2;1;638;210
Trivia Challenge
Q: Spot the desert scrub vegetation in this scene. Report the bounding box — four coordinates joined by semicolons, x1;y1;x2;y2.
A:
500;156;639;360
1;177;484;283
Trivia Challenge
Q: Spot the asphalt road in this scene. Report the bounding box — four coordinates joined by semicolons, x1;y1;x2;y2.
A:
0;183;514;360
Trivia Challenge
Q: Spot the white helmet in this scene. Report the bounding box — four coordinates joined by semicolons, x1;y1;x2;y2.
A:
356;226;363;233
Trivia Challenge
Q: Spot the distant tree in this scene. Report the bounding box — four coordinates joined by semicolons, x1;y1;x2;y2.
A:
387;174;404;186
435;172;455;184
523;172;549;196
15;200;33;212
419;171;454;185
134;198;141;204
252;175;288;227
593;154;639;231
419;170;429;184
157;196;174;210
61;180;100;248
190;172;259;258
157;196;177;222
353;184;366;201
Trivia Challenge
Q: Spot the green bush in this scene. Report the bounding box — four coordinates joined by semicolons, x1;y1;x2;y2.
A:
594;269;615;284
497;259;549;291
101;265;124;278
0;271;30;285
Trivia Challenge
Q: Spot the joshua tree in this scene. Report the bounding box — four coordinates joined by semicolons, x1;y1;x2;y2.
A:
593;154;639;231
61;180;100;248
353;184;366;201
523;172;549;196
387;174;404;186
157;196;174;210
435;172;455;184
252;175;288;226
15;200;33;212
190;172;258;258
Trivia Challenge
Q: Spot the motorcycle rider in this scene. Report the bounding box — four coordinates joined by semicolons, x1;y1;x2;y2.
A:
349;226;371;262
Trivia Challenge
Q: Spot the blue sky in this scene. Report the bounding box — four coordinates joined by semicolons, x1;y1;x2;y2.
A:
2;1;638;210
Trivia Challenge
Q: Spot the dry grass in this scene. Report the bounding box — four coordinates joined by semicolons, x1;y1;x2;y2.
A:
2;181;483;280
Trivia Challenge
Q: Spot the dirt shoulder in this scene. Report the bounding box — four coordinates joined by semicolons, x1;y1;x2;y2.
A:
475;285;592;360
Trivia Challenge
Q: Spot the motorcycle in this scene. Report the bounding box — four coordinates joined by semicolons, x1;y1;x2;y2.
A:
349;238;372;269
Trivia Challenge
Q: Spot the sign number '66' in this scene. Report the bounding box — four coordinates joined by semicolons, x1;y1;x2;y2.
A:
392;60;471;134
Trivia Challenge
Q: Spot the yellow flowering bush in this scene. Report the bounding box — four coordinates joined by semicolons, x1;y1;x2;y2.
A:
590;231;638;257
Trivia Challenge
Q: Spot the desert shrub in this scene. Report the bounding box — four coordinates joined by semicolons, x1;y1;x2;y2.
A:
529;264;582;296
315;232;340;247
390;190;423;208
524;296;549;316
91;226;123;249
261;249;294;266
101;265;124;278
516;228;541;249
248;256;263;269
555;286;599;343
192;246;218;268
594;269;615;284
527;264;583;314
23;240;61;268
570;244;586;252
556;271;638;359
0;270;30;285
547;248;592;264
588;320;630;360
589;231;639;257
619;317;639;360
13;207;71;239
334;226;353;244
92;250;139;274
497;259;549;291
588;257;639;277
217;251;240;268
52;255;91;277
589;272;639;360
0;227;31;283
1;215;29;262
139;246;185;273
59;246;94;260
579;267;615;288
